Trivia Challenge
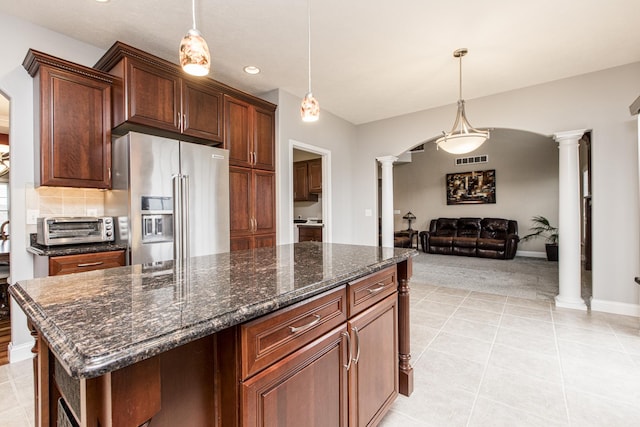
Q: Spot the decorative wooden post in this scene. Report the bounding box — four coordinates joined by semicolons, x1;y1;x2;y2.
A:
396;258;413;396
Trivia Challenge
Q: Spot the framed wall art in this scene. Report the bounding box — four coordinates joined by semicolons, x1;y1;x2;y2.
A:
446;169;496;205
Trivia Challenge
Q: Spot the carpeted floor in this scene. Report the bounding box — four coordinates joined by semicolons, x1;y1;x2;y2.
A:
411;252;592;304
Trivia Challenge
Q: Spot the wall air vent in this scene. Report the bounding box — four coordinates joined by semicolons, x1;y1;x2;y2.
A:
455;154;488;166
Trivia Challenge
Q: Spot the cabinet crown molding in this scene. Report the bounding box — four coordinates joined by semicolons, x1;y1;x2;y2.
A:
23;49;117;84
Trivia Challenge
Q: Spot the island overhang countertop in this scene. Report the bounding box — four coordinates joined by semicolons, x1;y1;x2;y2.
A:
10;242;415;379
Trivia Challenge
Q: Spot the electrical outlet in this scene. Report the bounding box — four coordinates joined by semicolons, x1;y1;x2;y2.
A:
87;208;98;216
27;209;39;225
394;210;401;215
364;209;372;217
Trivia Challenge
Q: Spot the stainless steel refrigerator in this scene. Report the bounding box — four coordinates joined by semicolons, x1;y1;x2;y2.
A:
105;132;230;265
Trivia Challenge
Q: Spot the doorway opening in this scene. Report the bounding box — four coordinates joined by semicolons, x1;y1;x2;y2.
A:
289;140;331;243
0;92;10;366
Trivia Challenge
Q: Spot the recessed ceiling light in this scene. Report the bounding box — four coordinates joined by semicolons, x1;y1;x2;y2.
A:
95;0;110;3
243;66;260;75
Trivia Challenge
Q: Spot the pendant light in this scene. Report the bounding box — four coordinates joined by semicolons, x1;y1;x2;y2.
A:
435;48;489;154
179;0;210;77
301;0;319;122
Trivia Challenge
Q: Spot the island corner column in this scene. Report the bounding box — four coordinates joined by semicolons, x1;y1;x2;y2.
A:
397;257;413;396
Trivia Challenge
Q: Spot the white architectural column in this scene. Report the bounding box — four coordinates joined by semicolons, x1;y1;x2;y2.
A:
377;156;398;247
554;129;587;310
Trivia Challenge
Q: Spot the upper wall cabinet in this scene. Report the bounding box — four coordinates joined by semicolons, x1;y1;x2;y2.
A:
225;95;275;171
23;49;116;189
94;42;224;145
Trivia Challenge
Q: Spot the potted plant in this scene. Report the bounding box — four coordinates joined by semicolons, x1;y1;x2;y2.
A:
520;215;558;261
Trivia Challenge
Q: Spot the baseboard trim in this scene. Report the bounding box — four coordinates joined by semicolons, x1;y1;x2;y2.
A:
8;341;34;363
591;298;640;317
516;250;546;259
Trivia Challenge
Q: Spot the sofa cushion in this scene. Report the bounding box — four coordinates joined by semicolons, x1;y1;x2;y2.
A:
477;238;506;251
480;218;509;240
457;218;481;238
430;236;453;247
452;236;477;248
434;218;458;237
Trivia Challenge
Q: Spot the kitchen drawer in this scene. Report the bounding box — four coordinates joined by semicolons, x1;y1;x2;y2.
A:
240;285;347;379
49;250;126;276
347;265;397;317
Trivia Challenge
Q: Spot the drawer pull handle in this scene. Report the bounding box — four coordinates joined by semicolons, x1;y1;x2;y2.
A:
342;331;352;371
352;326;361;364
367;283;386;294
76;261;104;268
289;314;321;333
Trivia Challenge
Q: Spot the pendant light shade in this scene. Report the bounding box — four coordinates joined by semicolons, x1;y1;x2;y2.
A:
301;0;319;122
179;0;210;77
435;48;489;154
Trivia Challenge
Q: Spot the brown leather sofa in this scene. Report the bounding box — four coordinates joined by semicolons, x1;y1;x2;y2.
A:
419;217;519;259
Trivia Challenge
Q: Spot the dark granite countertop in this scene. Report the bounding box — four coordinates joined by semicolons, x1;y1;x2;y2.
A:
10;242;415;379
27;233;128;256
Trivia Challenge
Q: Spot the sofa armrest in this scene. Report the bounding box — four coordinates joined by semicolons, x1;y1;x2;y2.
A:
419;231;431;252
504;233;520;259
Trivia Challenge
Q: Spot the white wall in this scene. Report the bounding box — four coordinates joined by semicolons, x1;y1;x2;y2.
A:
0;12;106;361
265;89;357;245
355;62;640;312
393;129;559;254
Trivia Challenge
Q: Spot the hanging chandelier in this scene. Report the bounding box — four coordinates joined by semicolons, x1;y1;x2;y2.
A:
179;0;211;77
301;0;319;122
435;48;489;154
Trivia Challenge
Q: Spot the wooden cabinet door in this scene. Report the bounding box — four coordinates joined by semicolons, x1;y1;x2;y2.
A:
126;58;181;132
254;233;276;248
181;79;223;143
253;170;276;235
38;65;112;189
348;294;398;427
293;161;310;201
49;250;126;276
308;158;322;193
253;106;275;171
230;236;253;251
242;327;349;427
225;96;252;168
230;166;253;236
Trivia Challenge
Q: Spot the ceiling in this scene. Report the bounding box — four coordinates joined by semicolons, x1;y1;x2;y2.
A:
2;0;640;125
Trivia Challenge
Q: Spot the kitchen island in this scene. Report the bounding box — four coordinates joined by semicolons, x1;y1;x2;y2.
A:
10;242;415;426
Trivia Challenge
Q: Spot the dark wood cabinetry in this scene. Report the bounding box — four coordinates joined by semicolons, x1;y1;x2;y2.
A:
298;225;323;242
94;42;224;145
293;159;322;201
23;50;115;189
230;166;276;250
225;95;275;170
48;250;126;276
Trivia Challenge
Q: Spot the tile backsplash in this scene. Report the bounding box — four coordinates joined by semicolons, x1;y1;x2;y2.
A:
26;183;105;233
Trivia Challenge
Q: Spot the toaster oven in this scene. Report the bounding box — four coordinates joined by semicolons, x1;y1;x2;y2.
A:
36;216;115;246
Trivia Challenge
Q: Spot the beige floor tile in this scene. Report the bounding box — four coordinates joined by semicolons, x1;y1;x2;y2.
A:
554;323;625;352
562;360;640;407
0;406;30;427
424;292;466;306
413;300;459;318
617;334;640;355
478;365;568;424
7;360;32;381
389;382;475;427
12;376;33;410
414;349;485;394
506;296;553;311
459;298;505;314
499;314;555;337
440;317;498;343
494;327;557;357
557;340;637;375
428;332;493;364
433;286;471;297
467;291;507;303
551;310;613;333
410;324;440;359
451;306;502;326
0;382;20;414
565;388;640;427
488;343;562;384
411;309;449;330
0;367;9;384
379;408;428;426
503;304;552;322
468;397;568;427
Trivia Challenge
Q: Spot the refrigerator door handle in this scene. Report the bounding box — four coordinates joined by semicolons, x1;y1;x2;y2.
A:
182;174;190;260
172;174;182;260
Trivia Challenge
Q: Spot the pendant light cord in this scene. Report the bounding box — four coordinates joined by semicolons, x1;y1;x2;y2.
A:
307;0;312;93
458;53;463;101
192;0;197;30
